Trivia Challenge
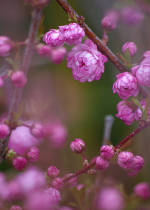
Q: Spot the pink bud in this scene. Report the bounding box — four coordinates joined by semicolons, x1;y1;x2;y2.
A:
134;182;150;199
36;44;52;57
96;156;109;170
100;145;114;160
11;71;27;88
0;36;13;57
122;42;137;56
12;156;27;171
43;29;64;47
70;138;85;153
47;166;60;178
0;123;10;138
117;151;134;170
27;146;39;162
31;123;44;138
51;177;64;189
101;10;119;31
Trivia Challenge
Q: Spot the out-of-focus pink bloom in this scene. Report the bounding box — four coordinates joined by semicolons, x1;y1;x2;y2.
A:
11;71;27;88
101;10;119;31
121;6;144;25
0;77;4;87
0;36;13;57
43;29;64;47
136;58;150;87
59;23;85;45
12;156;27;171
127;155;144;176
27;146;39;162
36;44;52;57
31;123;44;138
117;151;134;170
51;177;64;189
113;72;139;99
7;180;22;201
16;168;46;195
70;138;85;153
100;145;114;160
96;187;124;210
0;173;9;200
134;182;150;199
10;206;22;210
47;166;60;178
96;156;109;170
116;101;136;125
45;187;61;203
122;42;137;56
43;121;67;148
8;126;40;155
143;50;150;58
0;123;10;138
67;39;107;82
51;47;66;64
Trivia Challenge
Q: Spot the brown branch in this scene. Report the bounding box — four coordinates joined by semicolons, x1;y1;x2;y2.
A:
56;0;129;73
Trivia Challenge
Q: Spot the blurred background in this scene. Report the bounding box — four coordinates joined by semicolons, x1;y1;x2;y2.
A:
0;0;150;206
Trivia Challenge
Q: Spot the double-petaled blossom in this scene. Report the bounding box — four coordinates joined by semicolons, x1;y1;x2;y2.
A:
59;23;85;45
43;29;64;47
116;101;137;125
122;42;137;56
0;36;13;57
100;145;115;160
113;72;139;99
70;138;85;153
67;39;107;82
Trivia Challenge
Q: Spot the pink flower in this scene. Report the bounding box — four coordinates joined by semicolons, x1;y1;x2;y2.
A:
11;71;27;88
97;187;124;210
43;29;64;47
0;77;4;87
136;59;150;87
127;155;144;176
36;44;52;57
0;36;13;57
121;6;144;25
12;156;27;171
51;47;66;64
116;100;136;125
96;156;109;170
122;42;137;56
0;123;10;138
100;145;114;160
59;23;85;45
117;151;134;170
101;10;119;31
8;126;40;155
47;166;60;178
45;187;61;203
27;146;39;162
67;39;107;82
70;138;85;153
113;72;139;99
134;182;150;199
51;177;64;189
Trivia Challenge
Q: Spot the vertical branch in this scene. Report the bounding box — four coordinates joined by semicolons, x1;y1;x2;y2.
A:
8;8;42;122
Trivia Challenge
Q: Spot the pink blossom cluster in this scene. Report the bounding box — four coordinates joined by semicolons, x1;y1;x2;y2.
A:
117;151;144;176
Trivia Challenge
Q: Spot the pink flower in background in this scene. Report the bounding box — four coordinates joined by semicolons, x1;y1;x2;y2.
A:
136;59;150;87
0;36;13;57
8;126;40;155
59;23;85;45
51;47;66;64
11;71;27;88
101;10;119;31
134;182;150;199
70;138;85;153
36;44;52;58
12;156;27;171
113;72;139;99
116;100;137;125
96;156;110;170
122;42;137;56
67;39;107;82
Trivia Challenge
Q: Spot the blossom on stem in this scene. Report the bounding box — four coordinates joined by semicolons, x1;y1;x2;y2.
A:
27;146;39;162
117;151;134;170
70;138;85;153
51;177;64;189
11;71;27;88
43;29;64;47
0;124;10;138
116;101;137;125
51;47;66;64
113;72;139;99
96;156;109;170
47;166;60;178
59;23;85;45
67;39;107;82
0;36;13;57
36;44;52;58
136;58;150;87
12;156;27;171
127;155;144;176
100;145;114;160
122;42;137;56
134;182;150;199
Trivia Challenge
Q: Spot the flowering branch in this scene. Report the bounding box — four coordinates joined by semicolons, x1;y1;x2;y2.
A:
56;0;129;73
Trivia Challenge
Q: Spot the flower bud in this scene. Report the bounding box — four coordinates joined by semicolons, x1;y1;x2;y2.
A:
96;156;109;170
117;151;134;170
122;42;137;56
43;29;64;47
27;146;39;162
0;123;10;138
48;166;60;178
12;156;27;171
134;182;150;199
70;138;85;153
11;71;27;88
100;145;114;160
